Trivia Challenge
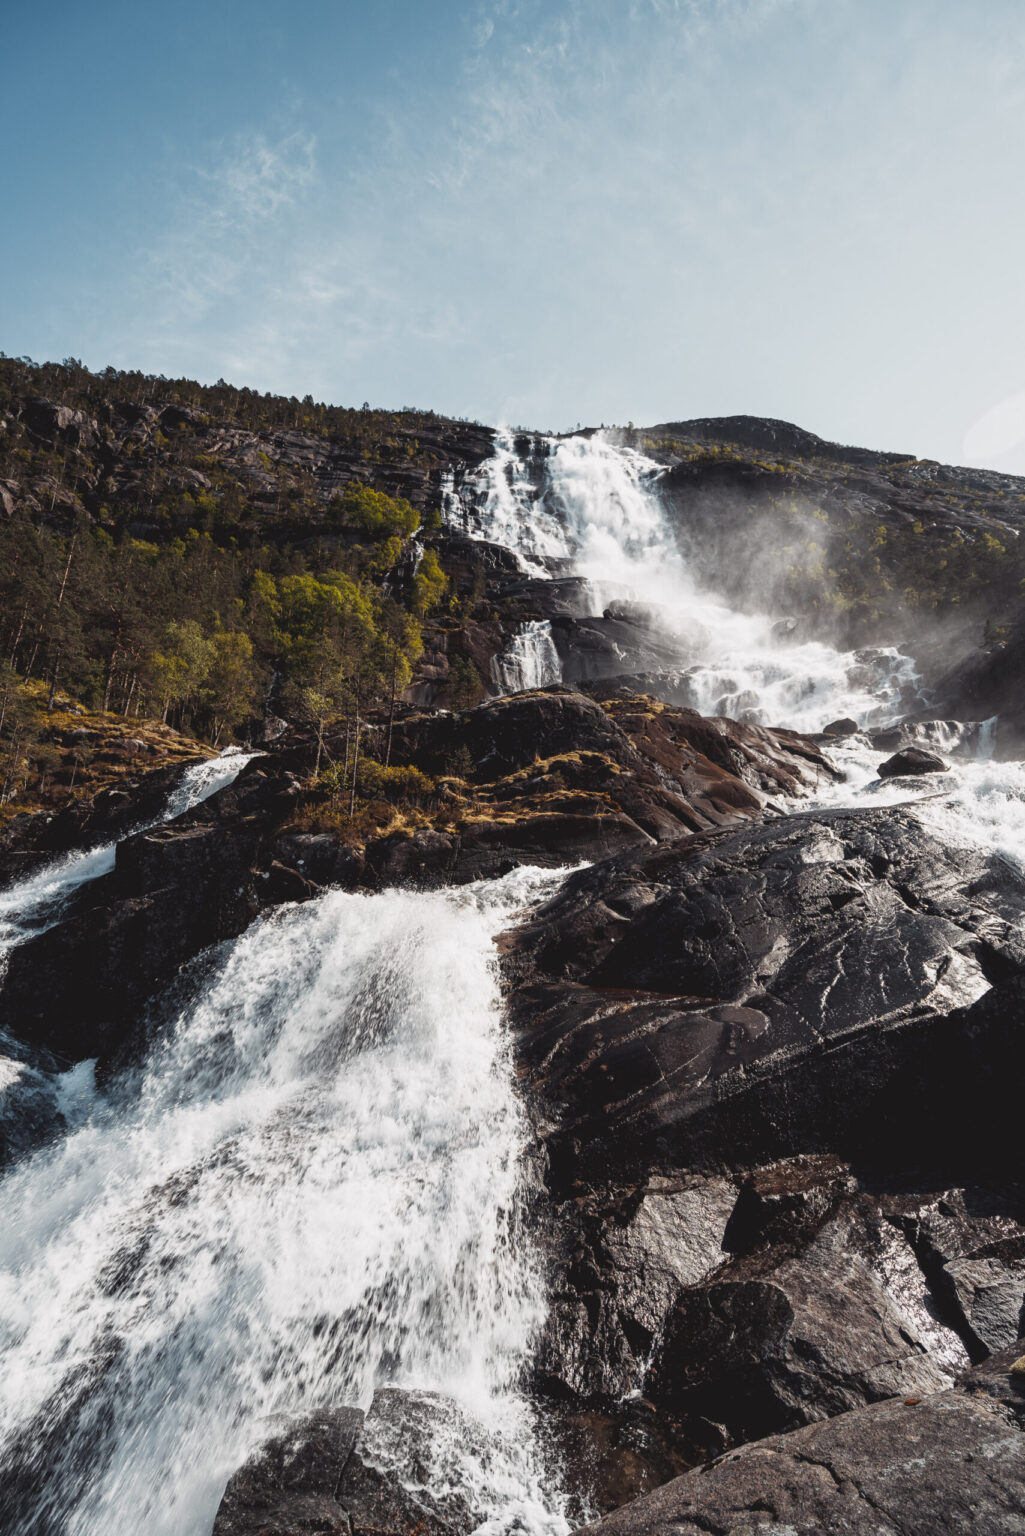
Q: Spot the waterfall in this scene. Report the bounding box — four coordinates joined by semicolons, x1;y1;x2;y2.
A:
443;430;571;577
0;865;573;1536
452;429;925;734
491;621;563;695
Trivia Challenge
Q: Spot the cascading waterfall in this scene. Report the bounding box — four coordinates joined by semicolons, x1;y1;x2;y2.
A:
0;750;260;1182
491;621;562;694
0;865;573;1536
443;430;569;578
454;430;924;730
453;428;1025;880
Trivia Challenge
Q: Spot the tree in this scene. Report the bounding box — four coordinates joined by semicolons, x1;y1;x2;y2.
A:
412;549;447;616
202;630;259;745
147;620;215;725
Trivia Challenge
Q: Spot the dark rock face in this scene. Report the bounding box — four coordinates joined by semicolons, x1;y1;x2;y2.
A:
576;1388;1025;1536
531;1143;1025;1452
0;759;197;888
507;805;1025;1186
214;1389;493;1536
878;747;949;778
649;1182;963;1443
930;617;1025;754
0;691;835;1070
0;762;301;1061
503;799;1025;1505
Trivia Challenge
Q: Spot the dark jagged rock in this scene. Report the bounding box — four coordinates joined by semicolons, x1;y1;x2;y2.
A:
0;692;833;1064
959;1337;1025;1422
507;804;1025;1189
822;716;859;737
507;800;1025;1498
576;1388;1025;1536
532;1173;741;1405
387;689;636;782
0;759;199;888
648;1184;964;1444
0;762;301;1061
878;746;949;778
530;1152;1025;1455
214;1389;489;1536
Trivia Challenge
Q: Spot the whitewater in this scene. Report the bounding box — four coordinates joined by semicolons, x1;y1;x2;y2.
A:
457;428;1025;877
0;864;572;1536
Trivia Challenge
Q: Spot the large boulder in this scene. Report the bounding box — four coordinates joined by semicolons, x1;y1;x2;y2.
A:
506;804;1025;1188
878;747;949;778
531;1149;1025;1455
214;1389;493;1536
575;1388;1025;1536
0;763;301;1061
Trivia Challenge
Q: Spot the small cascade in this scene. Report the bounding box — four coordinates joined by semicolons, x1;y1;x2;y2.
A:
0;865;573;1536
0;750;256;967
976;715;999;760
491;621;563;695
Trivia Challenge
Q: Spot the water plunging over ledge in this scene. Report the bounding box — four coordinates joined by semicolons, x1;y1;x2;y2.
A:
454;430;925;731
0;865;574;1536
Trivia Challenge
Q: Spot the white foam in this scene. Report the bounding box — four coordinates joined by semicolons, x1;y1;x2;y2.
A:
0;865;574;1536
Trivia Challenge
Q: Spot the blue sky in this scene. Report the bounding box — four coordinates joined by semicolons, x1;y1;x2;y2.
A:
4;0;1025;468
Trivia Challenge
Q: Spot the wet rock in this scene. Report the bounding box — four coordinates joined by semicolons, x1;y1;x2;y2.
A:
271;831;365;887
576;1390;1025;1536
214;1389;486;1536
878;746;949;778
255;714;289;744
822;716;859;737
903;1187;1025;1358
649;1189;960;1444
507;805;1025;1186
0;764;301;1060
534;1175;739;1404
213;1407;364;1536
0;759;199;885
550;1399;715;1518
262;860;321;904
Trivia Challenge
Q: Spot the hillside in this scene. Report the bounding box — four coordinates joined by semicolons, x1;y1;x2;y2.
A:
4;353;1025;816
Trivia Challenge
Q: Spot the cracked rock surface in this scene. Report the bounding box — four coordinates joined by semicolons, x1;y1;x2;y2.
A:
506;804;1025;1181
212;1389;479;1536
576;1384;1025;1536
503;803;1025;1518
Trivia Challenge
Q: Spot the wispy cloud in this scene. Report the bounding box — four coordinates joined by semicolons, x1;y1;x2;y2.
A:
86;0;1025;462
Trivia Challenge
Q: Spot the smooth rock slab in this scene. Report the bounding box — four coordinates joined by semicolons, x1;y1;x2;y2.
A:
507;805;1025;1183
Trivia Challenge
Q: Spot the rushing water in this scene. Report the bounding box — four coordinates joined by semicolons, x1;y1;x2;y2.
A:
459;430;926;730
0;751;255;968
491;621;562;694
453;428;1025;878
0;866;572;1536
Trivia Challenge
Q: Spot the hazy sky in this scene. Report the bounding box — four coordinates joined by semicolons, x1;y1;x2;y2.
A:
4;0;1025;468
